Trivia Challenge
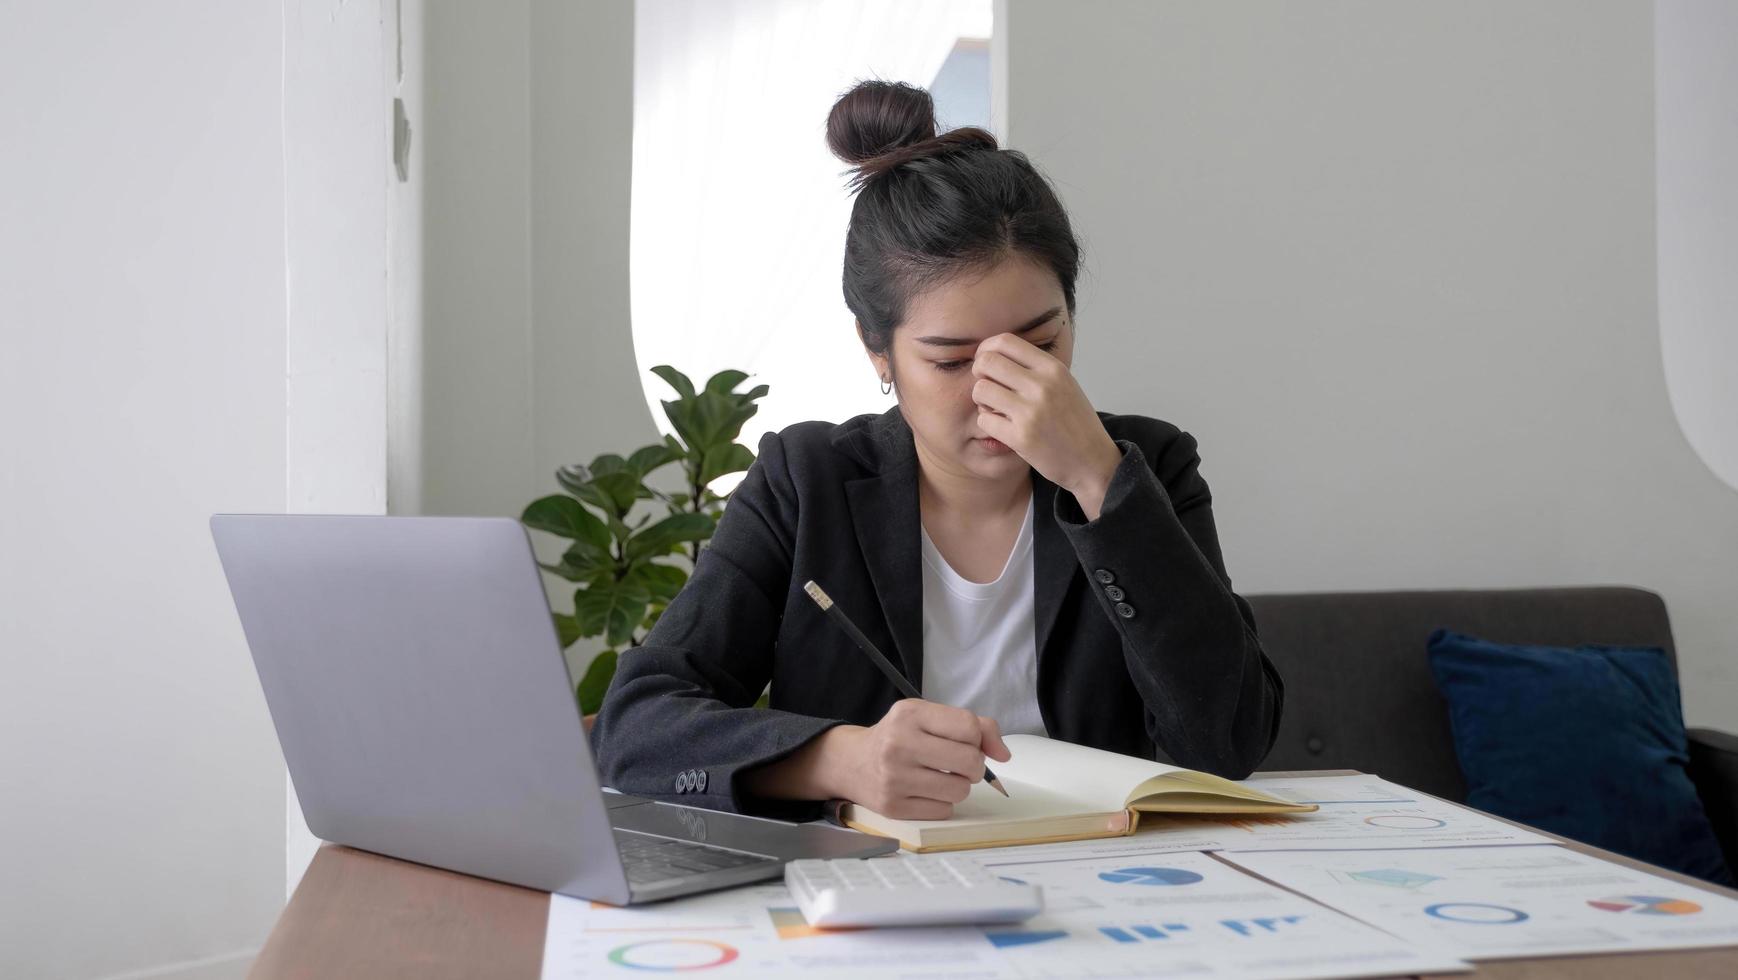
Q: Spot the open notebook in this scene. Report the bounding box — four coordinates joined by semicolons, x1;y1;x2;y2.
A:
838;734;1319;852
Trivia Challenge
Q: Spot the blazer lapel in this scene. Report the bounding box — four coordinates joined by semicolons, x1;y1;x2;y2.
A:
843;409;925;690
1028;471;1081;666
839;408;1082;691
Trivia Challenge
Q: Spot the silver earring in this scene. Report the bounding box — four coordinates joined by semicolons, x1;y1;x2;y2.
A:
880;377;892;395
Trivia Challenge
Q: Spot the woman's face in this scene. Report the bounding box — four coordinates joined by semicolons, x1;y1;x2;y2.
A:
866;255;1075;483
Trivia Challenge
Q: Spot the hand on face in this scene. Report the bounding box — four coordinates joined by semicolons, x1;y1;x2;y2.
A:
969;332;1121;497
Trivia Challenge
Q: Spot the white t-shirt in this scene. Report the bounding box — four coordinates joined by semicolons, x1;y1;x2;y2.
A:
917;493;1049;737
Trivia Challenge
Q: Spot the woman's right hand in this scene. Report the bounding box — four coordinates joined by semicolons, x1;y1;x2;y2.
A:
827;699;1011;819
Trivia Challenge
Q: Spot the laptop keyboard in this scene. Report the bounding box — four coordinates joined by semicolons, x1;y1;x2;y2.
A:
614;829;776;885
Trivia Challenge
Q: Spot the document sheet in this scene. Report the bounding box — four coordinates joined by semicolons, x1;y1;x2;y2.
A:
1222;843;1738;961
1151;774;1558;851
541;845;1469;979
542;775;1733;976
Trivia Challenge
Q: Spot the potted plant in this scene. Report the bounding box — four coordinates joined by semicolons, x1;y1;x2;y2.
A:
521;366;768;719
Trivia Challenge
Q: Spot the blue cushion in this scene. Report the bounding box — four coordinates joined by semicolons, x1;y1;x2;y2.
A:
1426;628;1732;886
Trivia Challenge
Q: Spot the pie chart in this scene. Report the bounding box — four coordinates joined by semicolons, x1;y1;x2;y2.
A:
1097;867;1204;886
1587;895;1703;916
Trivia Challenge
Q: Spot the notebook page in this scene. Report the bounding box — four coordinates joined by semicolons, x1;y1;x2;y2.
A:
994;734;1184;811
937;776;1104;826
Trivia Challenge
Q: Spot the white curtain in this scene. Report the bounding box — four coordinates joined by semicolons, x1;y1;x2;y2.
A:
631;0;991;485
1656;0;1738;495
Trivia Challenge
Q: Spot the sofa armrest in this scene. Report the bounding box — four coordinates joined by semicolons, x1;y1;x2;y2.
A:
1688;727;1738;878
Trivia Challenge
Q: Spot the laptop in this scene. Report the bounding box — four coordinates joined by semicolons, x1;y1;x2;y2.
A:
209;514;895;905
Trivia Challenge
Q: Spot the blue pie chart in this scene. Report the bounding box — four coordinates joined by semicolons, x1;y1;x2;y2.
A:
1097;867;1204;886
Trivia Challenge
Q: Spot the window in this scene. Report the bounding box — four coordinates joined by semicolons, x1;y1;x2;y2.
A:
630;0;992;490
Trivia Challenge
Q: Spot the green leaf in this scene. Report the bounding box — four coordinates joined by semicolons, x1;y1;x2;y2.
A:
589;471;642;518
522;495;610;551
607;515;633;548
627;443;684;477
625;512;716;563
564;538;613;569
556;466;620;517
664;391;746;451
698;442;755;488
540;560;591;583
573;581;651;647
625;561;689;602
553;612;582;648
539;534;612;581
576;649;619;715
660;398;701;454
555;463;589;495
710;397;762;447
650;364;696;400
589;452;629;476
704;369;751;396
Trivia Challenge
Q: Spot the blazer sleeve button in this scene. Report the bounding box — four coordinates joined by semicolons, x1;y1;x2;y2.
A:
1114;602;1136;619
695;770;708;793
675;772;690;793
1104;585;1125;601
1094;568;1116;585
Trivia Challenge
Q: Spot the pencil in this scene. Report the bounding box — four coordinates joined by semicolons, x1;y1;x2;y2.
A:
801;579;1010;798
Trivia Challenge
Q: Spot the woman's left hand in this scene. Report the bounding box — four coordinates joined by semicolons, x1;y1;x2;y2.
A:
971;333;1123;517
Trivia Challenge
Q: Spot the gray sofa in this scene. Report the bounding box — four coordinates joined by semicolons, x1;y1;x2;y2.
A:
1247;586;1738;874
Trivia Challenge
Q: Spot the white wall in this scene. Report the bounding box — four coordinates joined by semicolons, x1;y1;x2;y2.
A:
0;4;288;978
419;0;650;520
1002;0;1738;729
419;0;537;521
281;0;399;897
418;0;650;680
389;0;428;518
529;0;647;497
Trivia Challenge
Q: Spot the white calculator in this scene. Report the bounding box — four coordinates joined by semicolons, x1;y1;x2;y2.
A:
784;854;1044;928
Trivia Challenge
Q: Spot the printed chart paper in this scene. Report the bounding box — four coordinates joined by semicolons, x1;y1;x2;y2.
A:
541;848;1469;979
1137;775;1556;851
969;847;1469;979
1221;844;1738;960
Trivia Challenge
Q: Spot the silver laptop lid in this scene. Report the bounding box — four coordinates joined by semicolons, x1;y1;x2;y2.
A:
210;514;631;904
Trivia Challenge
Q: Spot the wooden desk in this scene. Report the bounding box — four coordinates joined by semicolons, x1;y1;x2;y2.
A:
249;770;1738;979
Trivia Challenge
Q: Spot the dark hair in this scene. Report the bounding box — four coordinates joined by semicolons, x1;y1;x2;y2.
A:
826;80;1082;360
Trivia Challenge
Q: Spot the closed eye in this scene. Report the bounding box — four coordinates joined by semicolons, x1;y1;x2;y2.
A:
935;341;1059;372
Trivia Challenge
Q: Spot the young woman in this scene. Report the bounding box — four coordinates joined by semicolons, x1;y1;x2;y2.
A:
592;80;1283;822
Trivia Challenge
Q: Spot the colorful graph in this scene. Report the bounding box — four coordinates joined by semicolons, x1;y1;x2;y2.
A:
1363;814;1448;830
1099;923;1190;943
606;939;739;970
1424;902;1528;924
1346;868;1441;889
1096;866;1204;886
1220;915;1305;937
985;928;1070;948
766;907;860;940
1587;895;1704;916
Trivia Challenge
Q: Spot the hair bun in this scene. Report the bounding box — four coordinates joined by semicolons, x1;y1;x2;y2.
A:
827;80;998;190
827;80;936;165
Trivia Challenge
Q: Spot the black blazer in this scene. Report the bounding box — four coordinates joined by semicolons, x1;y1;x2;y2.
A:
591;406;1284;819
